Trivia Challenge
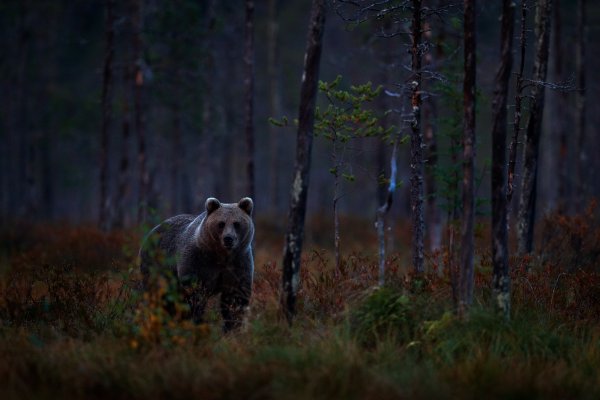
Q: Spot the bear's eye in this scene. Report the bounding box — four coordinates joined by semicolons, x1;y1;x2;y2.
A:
218;221;226;229
233;222;241;230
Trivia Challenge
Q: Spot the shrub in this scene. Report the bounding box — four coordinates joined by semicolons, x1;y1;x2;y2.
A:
351;286;415;346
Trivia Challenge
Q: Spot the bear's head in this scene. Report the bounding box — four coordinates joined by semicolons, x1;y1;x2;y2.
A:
199;197;254;253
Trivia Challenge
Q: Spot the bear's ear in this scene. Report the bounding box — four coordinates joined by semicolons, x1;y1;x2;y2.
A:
238;197;253;216
205;197;221;214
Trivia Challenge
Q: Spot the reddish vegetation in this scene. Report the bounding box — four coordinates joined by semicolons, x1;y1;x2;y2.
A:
0;204;599;397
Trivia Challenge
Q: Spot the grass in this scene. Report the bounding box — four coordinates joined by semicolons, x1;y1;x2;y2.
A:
1;206;600;399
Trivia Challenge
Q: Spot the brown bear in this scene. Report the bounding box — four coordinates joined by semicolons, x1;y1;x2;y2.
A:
139;197;254;332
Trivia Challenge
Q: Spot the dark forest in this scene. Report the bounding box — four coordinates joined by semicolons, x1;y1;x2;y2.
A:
1;0;600;398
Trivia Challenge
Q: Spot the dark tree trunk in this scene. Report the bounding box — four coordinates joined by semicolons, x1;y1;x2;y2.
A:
133;0;148;224
8;3;30;220
423;19;441;254
459;0;476;319
553;0;568;212
268;0;282;211
517;0;552;256
574;0;586;210
491;0;514;319
100;0;115;230
281;0;326;325
170;101;182;215
410;0;424;275
244;0;256;201
116;29;132;229
507;0;528;205
200;0;217;206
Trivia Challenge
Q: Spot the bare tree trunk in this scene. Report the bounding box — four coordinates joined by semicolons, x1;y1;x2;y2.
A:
281;0;326;325
574;0;586;210
268;0;282;211
332;138;341;272
11;3;30;220
553;0;568;213
170;101;182;215
491;0;514;319
517;0;552;256
423;19;441;253
244;0;256;201
376;139;398;286
507;0;528;205
116;28;132;229
200;0;217;206
133;0;148;224
100;0;115;230
459;0;476;319
410;0;424;275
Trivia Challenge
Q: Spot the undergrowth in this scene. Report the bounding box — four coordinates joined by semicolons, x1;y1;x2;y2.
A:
0;206;600;399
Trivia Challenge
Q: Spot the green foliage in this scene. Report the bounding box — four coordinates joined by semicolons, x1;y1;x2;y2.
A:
351;287;415;346
314;75;394;190
315;75;393;145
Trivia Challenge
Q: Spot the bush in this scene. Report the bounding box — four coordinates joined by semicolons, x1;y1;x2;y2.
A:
351;286;415;346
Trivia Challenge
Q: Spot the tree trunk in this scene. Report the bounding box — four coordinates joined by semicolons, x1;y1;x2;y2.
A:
116;26;132;229
100;0;115;230
459;0;476;319
410;0;424;275
491;0;514;319
553;0;568;213
517;0;552;256
423;18;441;254
133;0;148;224
333;176;341;272
574;0;586;210
170;101;182;215
200;0;217;206
376;138;398;287
244;0;256;201
507;0;528;205
268;0;282;211
281;0;326;325
7;3;30;220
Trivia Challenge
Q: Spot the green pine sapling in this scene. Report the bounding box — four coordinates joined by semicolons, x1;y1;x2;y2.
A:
314;75;393;271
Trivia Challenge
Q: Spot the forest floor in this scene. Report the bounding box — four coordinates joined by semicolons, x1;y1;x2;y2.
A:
1;204;600;399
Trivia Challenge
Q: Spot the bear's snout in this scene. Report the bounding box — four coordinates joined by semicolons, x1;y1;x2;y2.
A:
223;235;235;249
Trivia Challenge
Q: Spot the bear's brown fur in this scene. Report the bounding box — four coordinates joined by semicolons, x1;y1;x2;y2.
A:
139;197;254;332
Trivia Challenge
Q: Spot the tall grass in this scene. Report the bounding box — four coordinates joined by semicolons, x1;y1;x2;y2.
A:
0;207;599;399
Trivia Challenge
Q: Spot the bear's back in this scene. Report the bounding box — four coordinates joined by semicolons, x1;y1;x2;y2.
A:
139;213;203;279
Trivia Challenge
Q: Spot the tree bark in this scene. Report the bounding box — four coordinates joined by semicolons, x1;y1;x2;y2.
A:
244;0;256;201
491;0;514;319
281;0;326;325
574;0;586;210
517;0;552;256
170;100;182;215
507;0;528;205
553;0;568;213
268;0;283;211
410;0;424;275
116;21;132;229
459;0;476;319
423;19;441;254
100;0;115;230
133;0;148;224
376;138;398;286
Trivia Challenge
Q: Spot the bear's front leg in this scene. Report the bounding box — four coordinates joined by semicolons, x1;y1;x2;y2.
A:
220;289;250;332
179;276;208;324
220;263;252;333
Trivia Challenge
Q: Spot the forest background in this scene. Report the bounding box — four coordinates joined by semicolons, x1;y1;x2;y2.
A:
2;1;600;398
